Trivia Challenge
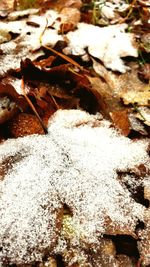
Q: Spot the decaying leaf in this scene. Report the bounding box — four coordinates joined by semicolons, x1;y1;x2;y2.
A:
138;0;150;7
86;74;133;135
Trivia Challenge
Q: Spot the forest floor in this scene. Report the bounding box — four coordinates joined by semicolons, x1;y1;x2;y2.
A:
0;1;150;267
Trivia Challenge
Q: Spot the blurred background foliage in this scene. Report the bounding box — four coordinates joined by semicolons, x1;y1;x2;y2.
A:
1;0;45;10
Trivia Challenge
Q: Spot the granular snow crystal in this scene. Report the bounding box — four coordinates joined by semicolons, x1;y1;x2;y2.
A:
0;109;149;264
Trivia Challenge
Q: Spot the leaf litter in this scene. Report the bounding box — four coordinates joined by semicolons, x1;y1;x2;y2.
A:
0;1;150;266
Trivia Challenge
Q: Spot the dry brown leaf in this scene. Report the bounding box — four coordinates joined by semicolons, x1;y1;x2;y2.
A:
138;0;150;7
8;113;45;137
59;7;81;33
95;62;150;107
92;61;149;102
110;110;130;136
86;75;124;116
122;88;150;106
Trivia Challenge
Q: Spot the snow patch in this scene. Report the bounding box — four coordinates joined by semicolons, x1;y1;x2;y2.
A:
0;109;149;264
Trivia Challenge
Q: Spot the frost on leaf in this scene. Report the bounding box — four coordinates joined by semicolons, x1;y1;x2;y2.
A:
0;109;149;264
64;23;138;72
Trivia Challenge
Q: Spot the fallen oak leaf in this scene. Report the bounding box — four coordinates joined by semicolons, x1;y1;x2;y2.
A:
93;62;150;108
0;77;28;124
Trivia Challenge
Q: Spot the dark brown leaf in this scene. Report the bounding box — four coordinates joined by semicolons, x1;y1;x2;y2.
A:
0;78;27;110
138;63;150;80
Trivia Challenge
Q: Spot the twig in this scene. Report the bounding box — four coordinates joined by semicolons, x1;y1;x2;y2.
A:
43;44;82;70
40;18;83;70
21;79;48;134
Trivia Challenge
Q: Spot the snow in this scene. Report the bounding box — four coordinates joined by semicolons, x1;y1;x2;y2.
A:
64;23;138;72
0;109;149;264
0;10;138;76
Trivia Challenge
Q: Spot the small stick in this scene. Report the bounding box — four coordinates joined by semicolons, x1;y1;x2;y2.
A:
21;79;48;134
40;18;82;70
